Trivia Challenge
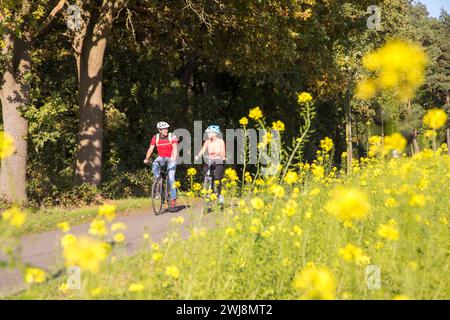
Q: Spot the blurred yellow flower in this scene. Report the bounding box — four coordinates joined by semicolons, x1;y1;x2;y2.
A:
293;265;336;300
0;131;15;159
187;168;197;176
165;266;180;279
384;133;407;153
250;197;265;210
152;252;163;262
355;78;377;100
171;216;185;224
393;294;410;300
63;236;111;274
320;137;334;153
358;40;428;101
311;165;325;179
192;182;202;192
111;222;127;232
377;219;399;241
338;244;370;265
2;207;26;228
225;168;239;181
225;227;236;237
409;194;426;207
113;232;125;243
292;225;302;236
129;283;145;292
98;204;116;222
269;184;285;198
325;188;370;222
61;233;77;248
24;268;47;284
89;218;107;237
284;171;299;185
57;222;71;233
423;108;447;129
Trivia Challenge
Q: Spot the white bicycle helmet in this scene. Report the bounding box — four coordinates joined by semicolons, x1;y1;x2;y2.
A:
205;125;221;134
156;121;170;129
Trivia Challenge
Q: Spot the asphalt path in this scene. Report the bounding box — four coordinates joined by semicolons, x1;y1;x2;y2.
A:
0;200;212;297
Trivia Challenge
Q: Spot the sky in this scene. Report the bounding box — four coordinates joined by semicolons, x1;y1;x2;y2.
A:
415;0;450;18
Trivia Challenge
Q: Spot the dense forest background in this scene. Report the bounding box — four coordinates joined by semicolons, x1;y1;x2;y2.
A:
1;0;449;207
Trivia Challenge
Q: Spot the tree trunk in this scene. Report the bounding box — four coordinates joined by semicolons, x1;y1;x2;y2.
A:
412;129;420;155
74;1;117;186
345;86;353;174
0;32;31;203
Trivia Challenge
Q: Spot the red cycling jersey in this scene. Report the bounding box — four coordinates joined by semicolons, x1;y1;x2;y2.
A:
150;134;178;158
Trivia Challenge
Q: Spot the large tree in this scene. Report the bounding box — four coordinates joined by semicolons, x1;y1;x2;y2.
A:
71;0;126;186
0;0;65;203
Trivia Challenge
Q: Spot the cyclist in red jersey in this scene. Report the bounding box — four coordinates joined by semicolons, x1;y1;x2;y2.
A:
144;121;178;209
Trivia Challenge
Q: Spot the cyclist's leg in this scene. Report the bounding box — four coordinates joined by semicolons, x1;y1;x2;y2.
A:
167;158;177;200
213;163;225;196
152;156;162;178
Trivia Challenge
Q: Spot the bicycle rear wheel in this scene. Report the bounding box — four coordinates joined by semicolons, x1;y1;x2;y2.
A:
151;179;164;215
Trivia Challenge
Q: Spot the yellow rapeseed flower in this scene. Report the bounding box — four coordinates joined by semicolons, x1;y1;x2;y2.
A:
338;244;370;265
2;207;26;228
297;92;313;104
272;120;285;131
225;168;239;182
355;78;377;100
249;106;263;120
113;232;125;243
111;222;127;232
98;204;116;222
24;267;47;284
63;236;111;274
269;184;285;198
239;117;249;126
384;133;407;153
284;171;299;185
409;194;426;207
0;131;15;159
89;218;108;237
423;108;447;129
325;188;371;222
250;197;265;210
165;266;180;279
320;137;334;153
129;283;145;292
57;222;71;233
187;168;197;176
152;252;163;262
377;219;399;241
293;265;336;300
358;40;428;101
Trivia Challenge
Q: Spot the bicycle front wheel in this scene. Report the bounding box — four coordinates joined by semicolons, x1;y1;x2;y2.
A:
151;179;164;215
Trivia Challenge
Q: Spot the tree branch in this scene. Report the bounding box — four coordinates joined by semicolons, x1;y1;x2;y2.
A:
32;0;67;39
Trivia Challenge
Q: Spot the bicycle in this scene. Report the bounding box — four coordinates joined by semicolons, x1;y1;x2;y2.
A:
146;161;170;215
201;155;225;213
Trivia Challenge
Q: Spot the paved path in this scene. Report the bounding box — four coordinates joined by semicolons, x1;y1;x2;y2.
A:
0;201;209;297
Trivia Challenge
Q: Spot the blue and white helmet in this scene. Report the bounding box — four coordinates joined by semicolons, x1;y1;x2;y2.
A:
205;125;221;134
156;121;170;129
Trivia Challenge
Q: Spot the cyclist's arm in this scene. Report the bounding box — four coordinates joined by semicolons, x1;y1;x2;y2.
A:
145;145;155;160
219;139;226;159
195;140;209;159
170;143;178;161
